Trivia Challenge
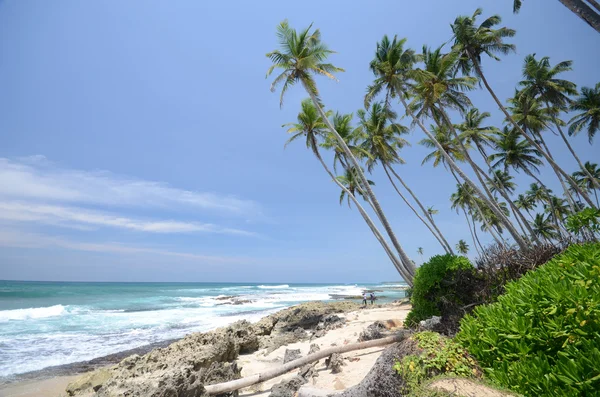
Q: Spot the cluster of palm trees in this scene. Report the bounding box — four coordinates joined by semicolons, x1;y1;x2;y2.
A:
266;9;599;285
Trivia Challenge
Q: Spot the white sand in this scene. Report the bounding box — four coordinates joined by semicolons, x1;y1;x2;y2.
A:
0;304;410;397
238;304;410;396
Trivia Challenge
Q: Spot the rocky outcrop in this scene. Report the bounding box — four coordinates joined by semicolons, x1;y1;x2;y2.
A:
283;349;302;364
260;302;357;351
358;321;387;342
325;353;345;374
65;320;258;397
65;302;361;397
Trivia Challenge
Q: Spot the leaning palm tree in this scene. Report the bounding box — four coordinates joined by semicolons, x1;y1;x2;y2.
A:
573;162;600;206
519;54;599;191
515;193;537;221
456;239;470;255
569;82;600;144
337;167;374;208
356;102;453;253
513;0;600;34
417;247;424;261
507;92;579;209
531;213;559;243
457;108;499;162
411;45;528;248
267;21;416;279
451;8;596;208
282;99;413;284
320;112;363;172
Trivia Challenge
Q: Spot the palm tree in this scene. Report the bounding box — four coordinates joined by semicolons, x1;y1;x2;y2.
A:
489;127;544;184
573;162;600;206
410;45;529;248
457;108;499;162
569;82;600;144
507;92;579;209
513;0;600;34
356;102;453;254
267;21;416;280
456;239;470;255
417;247;424;261
515;193;537;221
451;8;596;208
519;54;599;192
283;99;413;284
320;112;360;172
336;167;375;207
544;195;570;231
420;124;467;169
531;213;559;242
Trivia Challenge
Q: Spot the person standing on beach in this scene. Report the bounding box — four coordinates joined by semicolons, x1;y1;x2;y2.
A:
362;293;367;306
369;292;375;305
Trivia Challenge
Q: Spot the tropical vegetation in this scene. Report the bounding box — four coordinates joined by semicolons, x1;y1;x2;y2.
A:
266;9;600;285
457;243;600;396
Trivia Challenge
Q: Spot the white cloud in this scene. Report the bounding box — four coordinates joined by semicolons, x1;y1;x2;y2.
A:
0;202;256;236
0;230;251;264
0;156;259;214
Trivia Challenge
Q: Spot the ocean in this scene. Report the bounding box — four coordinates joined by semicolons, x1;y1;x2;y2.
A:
0;280;406;381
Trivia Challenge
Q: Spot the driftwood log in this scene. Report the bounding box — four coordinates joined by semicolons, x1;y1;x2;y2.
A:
204;331;409;395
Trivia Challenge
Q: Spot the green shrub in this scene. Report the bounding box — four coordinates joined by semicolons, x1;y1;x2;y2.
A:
393;331;480;395
405;254;473;327
457;243;600;397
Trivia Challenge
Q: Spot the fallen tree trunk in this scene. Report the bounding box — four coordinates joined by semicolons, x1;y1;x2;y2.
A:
204;331;409;395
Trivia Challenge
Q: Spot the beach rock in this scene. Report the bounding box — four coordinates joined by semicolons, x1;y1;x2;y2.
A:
308;344;320;355
283;349;302;364
358;321;387;342
313;330;326;339
65;320;256;397
270;375;307;397
333;338;418;397
325;353;345;374
270;302;359;331
419;316;441;331
298;362;318;382
66;368;112;395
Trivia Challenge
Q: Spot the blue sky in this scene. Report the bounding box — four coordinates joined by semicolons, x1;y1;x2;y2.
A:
0;0;598;283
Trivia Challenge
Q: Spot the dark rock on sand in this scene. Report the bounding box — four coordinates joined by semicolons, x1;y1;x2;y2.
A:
358;321;387;342
308;344;320;355
283;349;302;364
325;353;345;374
270;375;307;397
331;339;418;397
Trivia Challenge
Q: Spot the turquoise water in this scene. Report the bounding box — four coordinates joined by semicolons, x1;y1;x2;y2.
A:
0;281;406;379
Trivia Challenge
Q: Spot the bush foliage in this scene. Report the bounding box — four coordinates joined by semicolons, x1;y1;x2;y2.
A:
393;331;480;396
457;243;600;397
405;254;473;327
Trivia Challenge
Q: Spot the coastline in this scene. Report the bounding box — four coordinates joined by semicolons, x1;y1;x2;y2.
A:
0;299;410;397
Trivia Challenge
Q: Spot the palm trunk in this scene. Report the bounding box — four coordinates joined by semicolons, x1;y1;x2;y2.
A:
527;171;565;239
475;144;539;242
313;147;414;285
462;208;481;255
547;106;600;191
438;107;530;248
303;82;416;278
469;55;597;209
400;95;528;251
470;161;540;243
387;166;454;254
558;0;600;33
449;168;503;247
472;216;485;250
382;164;452;254
595;189;599;207
535;130;578;211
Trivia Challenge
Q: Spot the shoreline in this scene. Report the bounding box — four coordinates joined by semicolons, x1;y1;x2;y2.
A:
0;299;410;397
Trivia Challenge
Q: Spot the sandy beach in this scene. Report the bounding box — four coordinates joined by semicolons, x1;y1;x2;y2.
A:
0;302;410;397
